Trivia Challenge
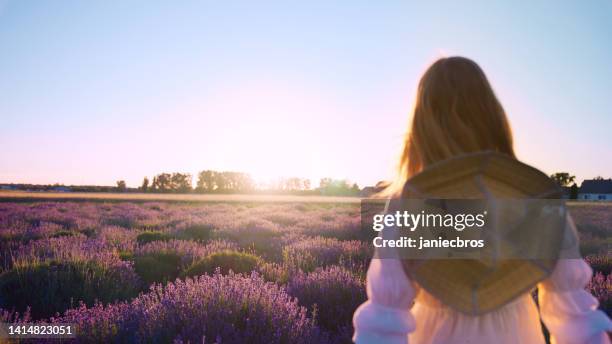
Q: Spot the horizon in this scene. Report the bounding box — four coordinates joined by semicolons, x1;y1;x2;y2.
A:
1;1;611;187
0;172;360;190
2;168;609;190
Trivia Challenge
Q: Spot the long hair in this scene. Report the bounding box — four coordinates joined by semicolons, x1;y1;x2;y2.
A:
385;56;515;196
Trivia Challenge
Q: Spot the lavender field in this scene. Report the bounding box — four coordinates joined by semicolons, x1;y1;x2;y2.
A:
0;201;609;343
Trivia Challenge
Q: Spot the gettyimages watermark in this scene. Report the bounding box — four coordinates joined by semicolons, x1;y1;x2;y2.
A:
361;199;580;260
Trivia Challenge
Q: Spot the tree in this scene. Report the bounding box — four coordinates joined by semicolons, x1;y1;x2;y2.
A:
116;180;127;192
214;172;229;192
319;178;332;190
152;173;172;192
140;177;149;192
218;172;254;192
317;178;359;196
196;170;216;192
151;176;158;191
150;173;192;193
285;177;302;191
570;184;578;200
550;172;575;187
233;172;254;192
170;173;192;193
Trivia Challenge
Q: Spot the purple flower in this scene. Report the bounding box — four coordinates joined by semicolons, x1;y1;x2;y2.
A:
586;272;611;316
53;272;328;344
287;265;366;340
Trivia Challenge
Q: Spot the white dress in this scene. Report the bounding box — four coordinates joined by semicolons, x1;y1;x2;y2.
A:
353;216;612;344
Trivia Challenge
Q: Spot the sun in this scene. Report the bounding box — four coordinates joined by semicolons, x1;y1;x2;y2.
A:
191;79;335;186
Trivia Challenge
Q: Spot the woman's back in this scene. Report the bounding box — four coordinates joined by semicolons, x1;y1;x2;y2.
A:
352;57;611;343
411;287;544;343
354;230;611;343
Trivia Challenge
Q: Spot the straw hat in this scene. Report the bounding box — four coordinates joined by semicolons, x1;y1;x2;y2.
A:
400;151;564;315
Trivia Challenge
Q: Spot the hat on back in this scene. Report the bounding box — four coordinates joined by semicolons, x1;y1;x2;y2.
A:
400;151;564;315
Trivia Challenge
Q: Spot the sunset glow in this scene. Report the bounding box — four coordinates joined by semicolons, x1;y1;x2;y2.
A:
1;1;610;188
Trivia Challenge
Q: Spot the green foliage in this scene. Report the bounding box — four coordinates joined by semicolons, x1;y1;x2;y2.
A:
136;231;171;245
265;214;299;226
118;251;134;261
133;252;182;285
79;227;96;238
0;232;42;244
140;177;149;192
50;230;78;238
105;216;136;228
116;180;127;192
258;262;290;284
182;250;262;278
570;184;579;199
174;224;213;242
219;226;283;261
550;172;576;187
195;170;254;193
0;260;139;320
318;178;360;196
195;170;216;192
150;172;192;193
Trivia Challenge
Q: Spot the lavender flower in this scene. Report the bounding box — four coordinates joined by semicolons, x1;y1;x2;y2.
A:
287;265;366;341
283;236;370;273
135;239;238;267
53;272;328;344
586;272;611;316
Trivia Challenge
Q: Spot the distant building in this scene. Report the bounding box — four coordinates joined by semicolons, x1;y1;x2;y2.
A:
359;187;375;197
359;181;391;197
578;179;612;201
52;186;71;192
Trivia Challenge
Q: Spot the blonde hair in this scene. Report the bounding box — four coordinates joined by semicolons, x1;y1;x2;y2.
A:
384;57;515;196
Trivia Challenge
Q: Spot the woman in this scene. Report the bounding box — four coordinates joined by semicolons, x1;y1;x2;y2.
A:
352;57;611;344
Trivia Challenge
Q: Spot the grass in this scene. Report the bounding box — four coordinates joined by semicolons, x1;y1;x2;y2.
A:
0;190;360;203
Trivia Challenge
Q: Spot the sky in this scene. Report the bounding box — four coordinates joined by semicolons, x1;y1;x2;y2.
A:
1;0;611;188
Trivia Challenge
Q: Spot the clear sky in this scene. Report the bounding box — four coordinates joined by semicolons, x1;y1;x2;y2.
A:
1;1;610;188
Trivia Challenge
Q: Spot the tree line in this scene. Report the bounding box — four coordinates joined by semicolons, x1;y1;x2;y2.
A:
3;171;606;198
126;170;360;196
